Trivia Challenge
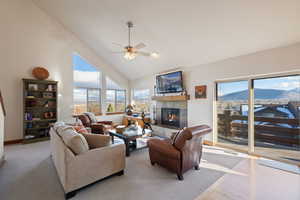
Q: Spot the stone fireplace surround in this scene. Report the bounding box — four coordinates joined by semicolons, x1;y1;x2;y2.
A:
155;101;187;129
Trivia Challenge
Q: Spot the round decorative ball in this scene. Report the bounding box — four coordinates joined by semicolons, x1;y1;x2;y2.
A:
32;67;49;80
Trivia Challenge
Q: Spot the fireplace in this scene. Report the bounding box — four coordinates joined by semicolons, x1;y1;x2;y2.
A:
161;108;180;128
155;101;187;129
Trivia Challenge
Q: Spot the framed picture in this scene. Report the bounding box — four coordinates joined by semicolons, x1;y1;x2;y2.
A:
28;83;38;91
195;85;207;99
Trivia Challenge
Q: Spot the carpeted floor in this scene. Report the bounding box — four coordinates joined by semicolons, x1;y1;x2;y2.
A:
0;141;244;200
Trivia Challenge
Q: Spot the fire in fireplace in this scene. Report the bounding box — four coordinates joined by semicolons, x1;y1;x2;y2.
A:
161;108;180;128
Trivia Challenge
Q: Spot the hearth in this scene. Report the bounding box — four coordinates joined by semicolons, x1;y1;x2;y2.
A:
161;108;180;128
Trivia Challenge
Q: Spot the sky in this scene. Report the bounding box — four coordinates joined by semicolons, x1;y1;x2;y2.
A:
73;54;98;72
218;75;300;96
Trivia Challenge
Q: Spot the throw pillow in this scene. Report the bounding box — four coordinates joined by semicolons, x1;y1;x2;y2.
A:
73;125;89;134
53;122;66;131
84;112;97;123
61;128;89;155
81;133;111;149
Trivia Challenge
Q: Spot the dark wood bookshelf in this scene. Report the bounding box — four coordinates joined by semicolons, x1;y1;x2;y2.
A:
23;79;58;142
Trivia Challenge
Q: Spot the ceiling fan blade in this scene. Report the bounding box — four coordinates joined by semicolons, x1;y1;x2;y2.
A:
137;51;151;56
112;42;124;47
134;42;146;49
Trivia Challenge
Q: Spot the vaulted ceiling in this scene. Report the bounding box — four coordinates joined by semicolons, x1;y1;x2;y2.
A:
34;0;300;80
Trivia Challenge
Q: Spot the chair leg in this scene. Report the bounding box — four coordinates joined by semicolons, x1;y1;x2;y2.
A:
65;191;77;199
177;173;184;181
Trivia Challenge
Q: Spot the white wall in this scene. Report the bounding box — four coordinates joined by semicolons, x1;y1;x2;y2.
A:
131;43;300;141
0;0;129;141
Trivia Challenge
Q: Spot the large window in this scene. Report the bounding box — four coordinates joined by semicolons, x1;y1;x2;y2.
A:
106;77;126;113
216;74;300;164
73;54;101;115
132;89;150;112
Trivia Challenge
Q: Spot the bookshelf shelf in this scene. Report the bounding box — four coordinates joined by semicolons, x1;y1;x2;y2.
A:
23;79;58;142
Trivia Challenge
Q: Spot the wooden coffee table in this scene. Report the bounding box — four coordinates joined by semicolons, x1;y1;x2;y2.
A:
109;128;151;157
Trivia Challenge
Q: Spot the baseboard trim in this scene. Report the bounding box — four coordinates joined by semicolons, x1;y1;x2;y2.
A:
4;139;23;145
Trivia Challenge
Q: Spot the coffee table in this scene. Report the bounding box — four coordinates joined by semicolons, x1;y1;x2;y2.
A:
109;128;151;157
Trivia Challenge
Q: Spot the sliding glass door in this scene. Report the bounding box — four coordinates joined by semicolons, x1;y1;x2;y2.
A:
216;80;249;149
216;74;300;164
253;75;300;163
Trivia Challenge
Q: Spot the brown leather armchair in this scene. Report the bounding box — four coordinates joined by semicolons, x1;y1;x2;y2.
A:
147;125;212;180
77;114;114;135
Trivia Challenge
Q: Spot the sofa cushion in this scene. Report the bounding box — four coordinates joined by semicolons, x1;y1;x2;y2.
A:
84;112;97;123
81;133;111;149
61;128;89;155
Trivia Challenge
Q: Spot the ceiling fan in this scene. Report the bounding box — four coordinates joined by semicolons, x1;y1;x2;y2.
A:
112;21;159;60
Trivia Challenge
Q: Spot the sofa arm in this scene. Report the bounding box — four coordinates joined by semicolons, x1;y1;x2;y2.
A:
65;143;126;192
97;121;113;125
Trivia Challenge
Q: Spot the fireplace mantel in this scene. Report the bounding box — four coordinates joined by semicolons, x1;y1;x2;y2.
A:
151;95;190;102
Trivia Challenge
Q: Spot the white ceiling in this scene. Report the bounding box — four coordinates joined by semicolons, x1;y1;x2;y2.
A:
34;0;300;80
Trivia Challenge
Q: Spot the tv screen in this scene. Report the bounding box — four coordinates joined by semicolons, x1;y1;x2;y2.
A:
156;71;183;94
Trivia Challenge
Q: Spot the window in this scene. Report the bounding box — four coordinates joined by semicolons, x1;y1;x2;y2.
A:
73;54;101;115
106;77;126;113
132;89;150;112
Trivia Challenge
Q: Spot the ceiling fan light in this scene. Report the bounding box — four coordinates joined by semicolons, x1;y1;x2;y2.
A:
124;52;136;60
151;52;160;58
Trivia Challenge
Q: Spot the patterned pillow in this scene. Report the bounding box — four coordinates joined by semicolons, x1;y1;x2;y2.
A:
73;125;89;134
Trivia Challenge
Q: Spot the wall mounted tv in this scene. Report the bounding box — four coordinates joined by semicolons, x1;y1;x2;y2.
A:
156;71;183;94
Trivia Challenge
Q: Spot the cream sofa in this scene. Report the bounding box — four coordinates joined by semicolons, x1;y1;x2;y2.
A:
50;123;125;198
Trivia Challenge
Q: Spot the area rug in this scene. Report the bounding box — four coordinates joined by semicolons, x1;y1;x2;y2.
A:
0;142;244;200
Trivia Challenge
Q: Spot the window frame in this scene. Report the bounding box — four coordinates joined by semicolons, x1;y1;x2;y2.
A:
72;53;102;115
73;86;102;115
106;89;126;114
132;88;151;113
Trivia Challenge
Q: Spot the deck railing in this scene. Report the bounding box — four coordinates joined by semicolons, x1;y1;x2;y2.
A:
218;112;300;147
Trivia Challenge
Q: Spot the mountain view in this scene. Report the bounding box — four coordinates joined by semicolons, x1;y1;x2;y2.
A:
219;88;300;101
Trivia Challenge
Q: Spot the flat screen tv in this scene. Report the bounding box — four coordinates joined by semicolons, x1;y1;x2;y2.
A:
156;71;183;94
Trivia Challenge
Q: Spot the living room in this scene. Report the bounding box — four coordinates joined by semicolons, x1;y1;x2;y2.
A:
0;0;299;200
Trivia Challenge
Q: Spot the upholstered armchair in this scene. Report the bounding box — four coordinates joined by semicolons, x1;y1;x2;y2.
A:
77;113;114;134
147;125;212;180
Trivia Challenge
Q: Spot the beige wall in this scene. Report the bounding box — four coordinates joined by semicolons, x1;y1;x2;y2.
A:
131;43;300;141
0;104;4;162
0;0;129;141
